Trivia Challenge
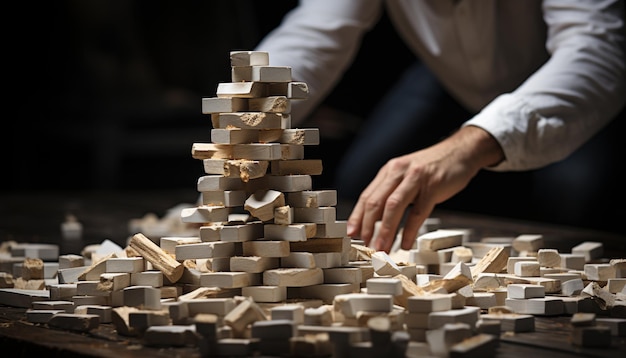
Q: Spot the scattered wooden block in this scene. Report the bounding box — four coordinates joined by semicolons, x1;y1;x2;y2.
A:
244;190;285;221
47;313;100;332
248;96;291;113
417;229;465;252
571;241;604;262
242;240;290;258
242;285;287;303
537;249;561;268
514;261;541;277
263;267;324;287
512;234;544;253
144;324;198;347
129;233;183;283
201;97;247;114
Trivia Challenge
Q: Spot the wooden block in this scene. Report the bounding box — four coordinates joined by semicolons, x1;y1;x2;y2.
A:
242;240;290;258
196;175;245;191
273;205;294;225
211;128;258;144
123;285;162;310
323;267;362;284
312;252;342;269
313;221;347;239
26;309;67;324
286;190;337;208
560;253;586;270
270;159;323;176
481;312;535;332
223;297;267;337
561;278;585;296
505;297;564;316
512;234;544;252
426;322;473;357
264;223;316;242
185;298;237;317
128;309;171;334
293;207;336;224
48;313;100;332
131;271;163;288
571;241;603;262
333;293;394;318
262;128;319;145
232;65;291;83
129;233;184;283
98;272;131;292
143;324;198;347
371;251;402;276
201;191;247;208
203;159;269;182
192;143;233;160
175;242;236;260
159;236;202;255
366;277;403;296
607;278;626;293
428;306;481;330
281;252;316;268
242;285;287;303
105;257;145;274
537;249;561;268
584;263;615;281
245;190;285;221
201;222;263;243
611;258;626;278
417;229;465;252
74;304;112;323
48;283;78;300
263;267;324;287
216;82;267;98
470;246;508;279
201;97;246;114
514;261;541;277
230;51;269;66
58;254;85;269
267;174;312;192
507;283;545;299
248;96;291;113
267;81;309;99
20;258;44;280
215;112;283;129
465;292;497;310
230;256;280;273
200;271;259;288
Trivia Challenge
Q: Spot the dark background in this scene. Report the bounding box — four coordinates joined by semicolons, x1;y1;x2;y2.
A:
6;0;626;237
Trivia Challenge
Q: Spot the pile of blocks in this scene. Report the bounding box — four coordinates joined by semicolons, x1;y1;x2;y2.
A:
1;51;625;357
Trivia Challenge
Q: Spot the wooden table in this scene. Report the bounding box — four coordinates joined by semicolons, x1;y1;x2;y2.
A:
1;190;625;357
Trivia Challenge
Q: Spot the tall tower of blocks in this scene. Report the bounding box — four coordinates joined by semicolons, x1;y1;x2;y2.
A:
180;51;354;304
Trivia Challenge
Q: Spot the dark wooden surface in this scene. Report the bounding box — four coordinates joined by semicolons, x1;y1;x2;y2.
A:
1;190;625;357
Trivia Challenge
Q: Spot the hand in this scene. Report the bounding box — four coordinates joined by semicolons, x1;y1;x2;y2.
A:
346;125;504;253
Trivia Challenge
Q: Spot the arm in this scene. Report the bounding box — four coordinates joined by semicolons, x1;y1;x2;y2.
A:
465;0;626;171
254;0;383;125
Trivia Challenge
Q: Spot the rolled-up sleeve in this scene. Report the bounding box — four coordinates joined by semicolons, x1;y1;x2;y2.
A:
464;0;626;171
254;0;383;124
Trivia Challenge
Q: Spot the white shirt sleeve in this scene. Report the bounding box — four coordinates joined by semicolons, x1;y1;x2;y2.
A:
254;0;383;125
464;0;626;171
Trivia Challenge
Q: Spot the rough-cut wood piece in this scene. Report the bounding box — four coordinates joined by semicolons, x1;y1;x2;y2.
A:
202;97;247;114
129;233;183;283
263;267;324;287
230;51;269;66
232;66;292;83
422;262;473;294
192;143;233;160
514;261;541;277
267;174;311;192
248;96;291;113
196;175;245;191
393;274;427;307
201;190;247;208
537;249;561;268
260;128;319;145
470;246;509;279
270;159;323;175
267;81;309;99
215;112;283;129
223;297;267;337
242;240;290;258
244;190;285;221
203;159;269;182
264;223;316;242
286;190;337;208
273;205;293;225
417;230;465;251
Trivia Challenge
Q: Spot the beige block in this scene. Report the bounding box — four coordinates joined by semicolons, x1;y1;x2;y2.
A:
201;97;247;114
263;268;324;287
244;190;285;221
270;160;323;176
248;96;291;113
230;51;269;67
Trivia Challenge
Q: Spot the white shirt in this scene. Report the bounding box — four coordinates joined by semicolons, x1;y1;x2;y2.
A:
256;0;626;171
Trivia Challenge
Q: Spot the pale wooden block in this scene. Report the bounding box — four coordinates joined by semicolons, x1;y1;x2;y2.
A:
416;274;443;286
202;191;247;208
333;293;394;318
312;252;342;269
610;258;626;278
47;312;100;332
427;306;480;330
245;190;285;221
74;304;112;323
507;283;545;299
512;234;544;253
201;97;247;114
197;175;246;191
607;278;626;293
143;324;198;347
314;221;347;239
203;159;269;182
584;263;615;281
259;128;320;145
408;249;441;265
505;296;564;316
270;159;322;176
131;271;163;288
561;278;585;296
204;257;232;272
560;253;587;270
123;285;162;310
470;246;509;279
465;292;497;310
267;174;312;192
223;297;267;337
200;271;260;288
180;205;229;224
286;190;337;208
26;309;67;323
211;128;258;144
406;293;452;313
271;304;304;324
481;312;534;332
105;257;145;273
159;236;202;255
506;257;537;274
263;267;324;287
175;241;236;260
230;51;269;66
464;242;511;260
281;252;316;268
293;207;336;224
71;295;109;307
267;81;309;99
32;300;74;313
185;297;237;317
77;280;110;297
537;249;561;268
128;309;171;333
248;96;291;113
514;261;541;277
57;266;90;284
18;257;43;280
242;240;290;258
571;241;603;262
366;277;403;296
216;82;268;98
192;143;233;160
215;112;283;129
302;305;334;326
290;237;349;257
251;318;296;340
242;285;287;303
323;267;363;284
48;283;78;300
58;254;85;269
273;205;294;225
417;229;464;252
426;322;473;357
11;243;59;261
371;251;401;276
201;222;263;242
264;223;316;242
230;256;279;273
450;247;473;264
99;272;131;292
232;65;291;83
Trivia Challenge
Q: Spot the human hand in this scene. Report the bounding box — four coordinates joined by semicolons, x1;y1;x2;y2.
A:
346;125;504;253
